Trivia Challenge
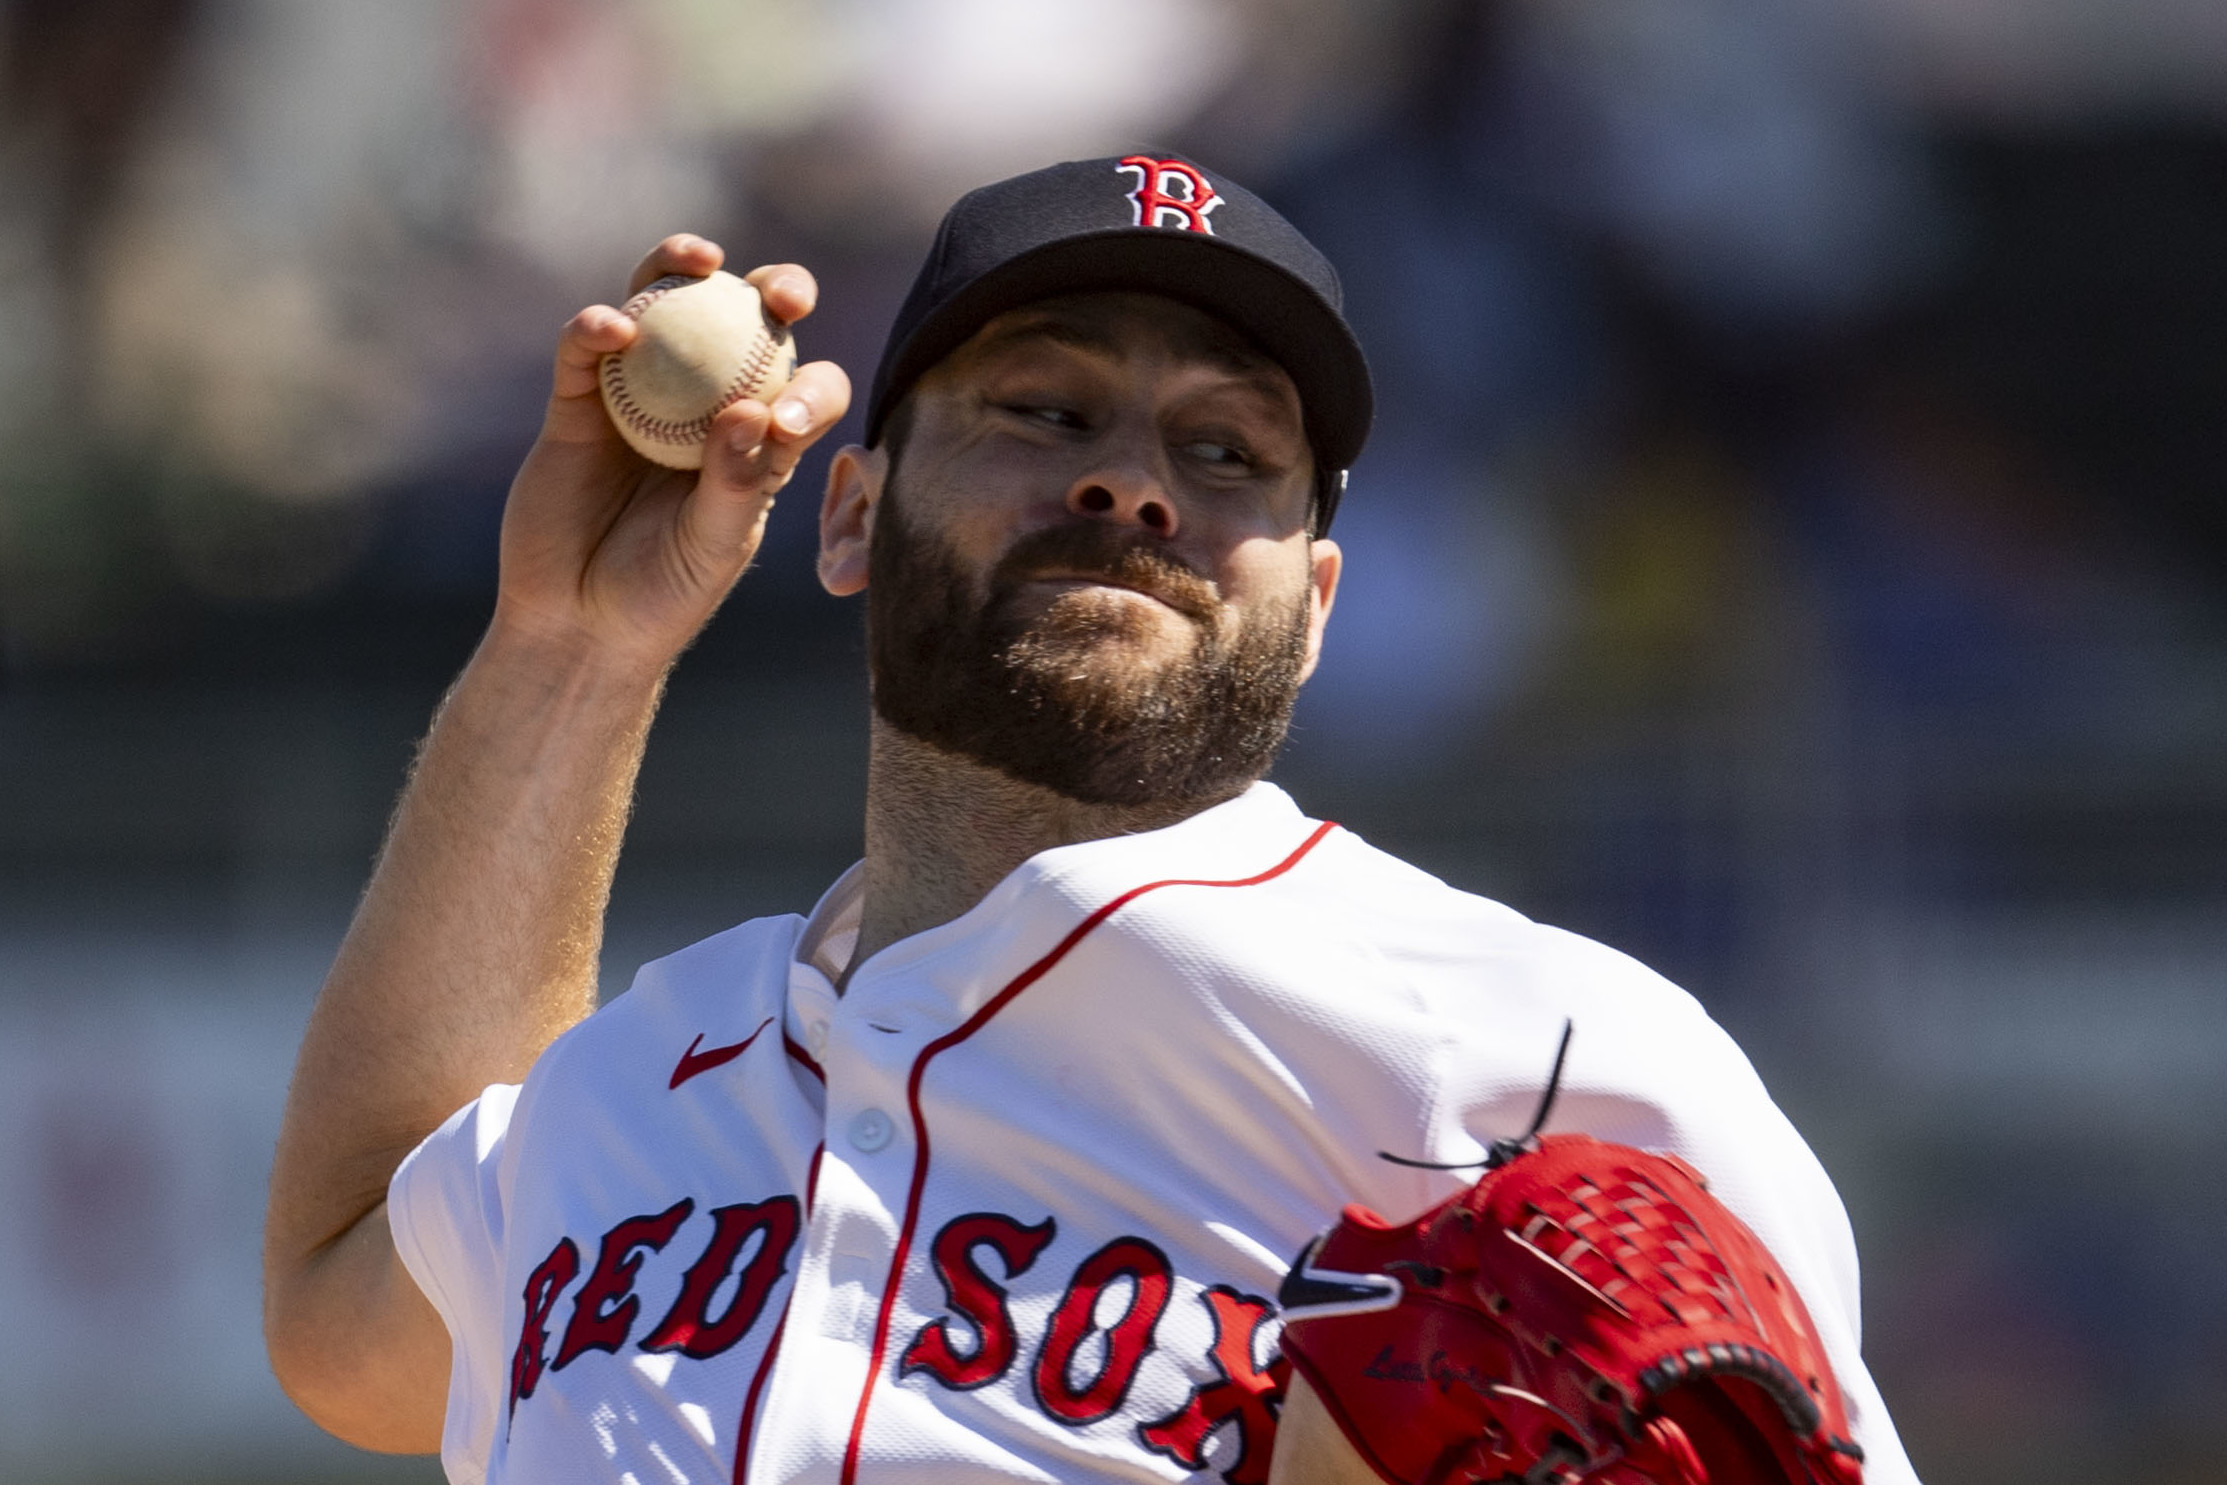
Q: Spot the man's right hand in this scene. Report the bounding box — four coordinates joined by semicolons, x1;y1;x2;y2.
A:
264;237;847;1454
493;235;852;671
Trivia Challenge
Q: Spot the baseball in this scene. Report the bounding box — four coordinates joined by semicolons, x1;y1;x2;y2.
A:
598;269;798;469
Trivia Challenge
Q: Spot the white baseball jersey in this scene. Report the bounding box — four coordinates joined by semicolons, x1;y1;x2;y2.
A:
390;781;1919;1485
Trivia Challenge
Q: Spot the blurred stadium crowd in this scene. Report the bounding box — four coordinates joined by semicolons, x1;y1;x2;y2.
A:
2;1;2225;1482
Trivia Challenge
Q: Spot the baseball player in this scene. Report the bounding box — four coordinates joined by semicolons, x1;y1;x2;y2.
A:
263;157;1921;1485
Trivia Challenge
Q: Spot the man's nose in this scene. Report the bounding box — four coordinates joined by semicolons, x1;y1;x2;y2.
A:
1066;455;1177;536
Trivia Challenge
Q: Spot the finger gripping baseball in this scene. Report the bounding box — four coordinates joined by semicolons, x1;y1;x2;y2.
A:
599;270;799;469
1277;1136;1866;1485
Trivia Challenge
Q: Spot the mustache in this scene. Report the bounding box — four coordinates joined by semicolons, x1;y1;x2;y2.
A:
987;522;1220;622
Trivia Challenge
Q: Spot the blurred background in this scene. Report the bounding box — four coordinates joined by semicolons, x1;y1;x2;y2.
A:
2;0;2223;1481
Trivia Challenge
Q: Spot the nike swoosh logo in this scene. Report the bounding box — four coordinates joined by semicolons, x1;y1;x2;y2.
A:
1277;1234;1404;1320
670;1017;776;1090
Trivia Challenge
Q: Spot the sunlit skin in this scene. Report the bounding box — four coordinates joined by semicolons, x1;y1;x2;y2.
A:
815;292;1344;969
828;294;1336;650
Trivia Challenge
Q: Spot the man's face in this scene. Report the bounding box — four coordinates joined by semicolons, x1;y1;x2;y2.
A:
823;292;1342;807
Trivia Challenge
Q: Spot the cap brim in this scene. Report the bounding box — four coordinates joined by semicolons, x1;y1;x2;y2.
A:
867;229;1373;472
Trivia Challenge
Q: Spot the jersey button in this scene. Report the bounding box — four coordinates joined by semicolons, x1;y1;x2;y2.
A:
848;1108;894;1153
807;1021;829;1059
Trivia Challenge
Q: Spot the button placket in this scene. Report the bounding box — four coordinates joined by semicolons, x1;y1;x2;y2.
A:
847;1107;894;1152
819;975;928;1160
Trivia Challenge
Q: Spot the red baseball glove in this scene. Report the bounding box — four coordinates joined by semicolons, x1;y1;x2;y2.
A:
1277;1134;1867;1485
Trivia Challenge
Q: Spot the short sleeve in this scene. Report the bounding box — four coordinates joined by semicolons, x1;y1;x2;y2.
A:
1432;929;1924;1484
388;1084;522;1485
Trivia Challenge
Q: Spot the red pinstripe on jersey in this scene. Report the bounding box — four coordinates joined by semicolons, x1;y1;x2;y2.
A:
784;1033;826;1084
838;821;1340;1485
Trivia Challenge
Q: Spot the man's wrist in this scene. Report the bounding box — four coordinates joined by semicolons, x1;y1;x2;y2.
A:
478;602;679;699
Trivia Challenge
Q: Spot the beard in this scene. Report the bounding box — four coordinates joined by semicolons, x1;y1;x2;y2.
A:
866;483;1312;808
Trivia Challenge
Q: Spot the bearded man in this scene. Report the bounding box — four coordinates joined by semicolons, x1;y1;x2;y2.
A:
262;158;1919;1485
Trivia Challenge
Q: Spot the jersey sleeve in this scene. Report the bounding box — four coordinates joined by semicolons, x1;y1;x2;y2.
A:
387;1083;522;1485
1432;928;1924;1485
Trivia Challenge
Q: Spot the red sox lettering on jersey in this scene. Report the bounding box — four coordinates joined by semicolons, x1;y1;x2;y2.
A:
1120;155;1224;234
389;783;1916;1485
507;1194;802;1416
501;1199;1289;1484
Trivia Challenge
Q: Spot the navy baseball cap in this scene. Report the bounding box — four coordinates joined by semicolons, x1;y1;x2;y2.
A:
864;155;1373;532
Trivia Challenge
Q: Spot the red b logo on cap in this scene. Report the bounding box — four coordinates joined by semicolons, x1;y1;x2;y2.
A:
1117;156;1222;235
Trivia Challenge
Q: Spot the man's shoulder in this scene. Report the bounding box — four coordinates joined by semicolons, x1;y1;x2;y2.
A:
1302;821;1523;912
623;911;811;1004
1101;782;1529;930
1281;817;1726;1032
530;911;808;1077
1276;814;1541;950
1146;788;1660;977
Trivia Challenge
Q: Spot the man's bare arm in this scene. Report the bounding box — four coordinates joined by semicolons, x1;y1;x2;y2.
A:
261;236;852;1451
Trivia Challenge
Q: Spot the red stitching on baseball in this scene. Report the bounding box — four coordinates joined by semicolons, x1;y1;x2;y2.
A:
601;275;790;451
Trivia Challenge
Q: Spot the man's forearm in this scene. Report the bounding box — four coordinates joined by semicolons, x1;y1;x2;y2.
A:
266;618;664;1272
259;238;844;1449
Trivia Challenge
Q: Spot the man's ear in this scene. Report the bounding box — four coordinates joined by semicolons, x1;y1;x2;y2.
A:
1297;537;1341;684
818;444;886;597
